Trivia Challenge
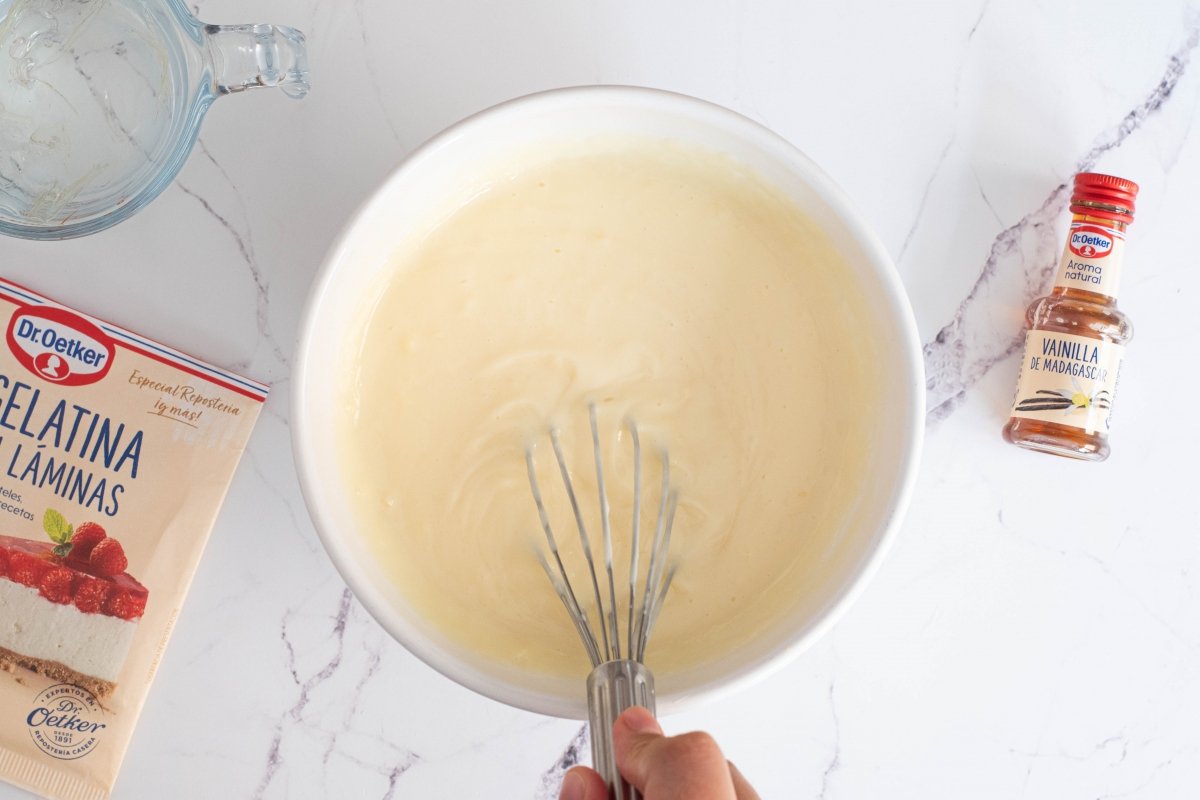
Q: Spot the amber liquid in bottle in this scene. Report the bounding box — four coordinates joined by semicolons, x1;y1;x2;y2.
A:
1002;174;1137;462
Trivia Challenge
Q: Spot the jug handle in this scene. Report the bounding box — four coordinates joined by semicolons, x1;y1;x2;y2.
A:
204;24;310;99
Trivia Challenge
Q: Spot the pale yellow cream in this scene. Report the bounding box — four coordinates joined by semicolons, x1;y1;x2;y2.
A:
339;141;878;683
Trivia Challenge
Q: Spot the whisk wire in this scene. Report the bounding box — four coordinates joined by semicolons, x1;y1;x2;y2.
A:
536;549;603;666
633;452;671;659
641;493;679;660
549;427;612;662
527;449;601;665
531;408;679;800
625;418;642;660
532;409;676;673
589;403;622;662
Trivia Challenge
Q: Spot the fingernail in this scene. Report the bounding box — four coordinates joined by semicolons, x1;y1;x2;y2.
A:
620;706;662;735
559;770;585;800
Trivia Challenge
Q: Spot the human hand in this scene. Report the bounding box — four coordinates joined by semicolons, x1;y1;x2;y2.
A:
558;706;760;800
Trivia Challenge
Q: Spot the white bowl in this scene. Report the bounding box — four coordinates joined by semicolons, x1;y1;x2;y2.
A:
292;86;924;718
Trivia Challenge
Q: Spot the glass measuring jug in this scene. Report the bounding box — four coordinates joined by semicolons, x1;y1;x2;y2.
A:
0;0;309;240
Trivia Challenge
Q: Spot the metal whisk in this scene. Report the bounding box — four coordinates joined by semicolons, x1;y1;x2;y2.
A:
526;403;678;800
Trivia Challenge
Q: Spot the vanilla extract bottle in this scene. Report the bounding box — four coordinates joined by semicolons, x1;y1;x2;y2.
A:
1002;172;1138;461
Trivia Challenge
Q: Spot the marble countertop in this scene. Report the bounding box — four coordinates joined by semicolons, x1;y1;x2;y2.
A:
4;0;1199;797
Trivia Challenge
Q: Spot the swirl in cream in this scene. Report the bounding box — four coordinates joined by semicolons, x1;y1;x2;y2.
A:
339;140;878;685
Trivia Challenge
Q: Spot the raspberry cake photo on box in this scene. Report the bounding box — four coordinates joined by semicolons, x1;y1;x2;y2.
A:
0;510;147;697
0;277;265;799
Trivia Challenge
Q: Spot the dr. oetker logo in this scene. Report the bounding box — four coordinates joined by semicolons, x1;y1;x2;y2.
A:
6;306;115;386
26;683;107;760
1068;226;1115;259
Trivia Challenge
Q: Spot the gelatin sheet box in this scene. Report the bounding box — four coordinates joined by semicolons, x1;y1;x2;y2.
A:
0;278;265;799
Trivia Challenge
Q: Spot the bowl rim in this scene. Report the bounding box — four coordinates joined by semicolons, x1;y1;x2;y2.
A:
291;84;925;718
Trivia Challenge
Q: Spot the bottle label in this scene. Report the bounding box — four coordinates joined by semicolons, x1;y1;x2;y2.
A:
1052;222;1125;297
1009;330;1124;434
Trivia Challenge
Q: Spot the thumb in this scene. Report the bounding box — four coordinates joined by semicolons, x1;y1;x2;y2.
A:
612;707;737;800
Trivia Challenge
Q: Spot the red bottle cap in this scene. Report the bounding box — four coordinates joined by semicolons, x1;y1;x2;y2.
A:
1071;172;1138;223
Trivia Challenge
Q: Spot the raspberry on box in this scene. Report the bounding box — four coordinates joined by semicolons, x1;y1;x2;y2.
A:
74;577;110;614
68;522;107;564
105;589;146;621
90;538;128;577
9;551;44;587
0;512;148;700
39;566;75;605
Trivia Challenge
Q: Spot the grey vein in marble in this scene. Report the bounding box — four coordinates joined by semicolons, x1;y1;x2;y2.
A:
334;745;420;798
244;444;319;555
177;142;290;371
381;753;421;800
897;0;988;264
923;22;1200;423
898;135;954;265
1094;754;1180;800
257;377;293;428
252;587;422;797
1010;733;1130;766
71;54;150;159
817;679;841;800
1081;552;1196;648
255;589;354;799
326;639;384;769
175;183;254;270
354;0;403;143
973;164;1005;227
536;724;588;799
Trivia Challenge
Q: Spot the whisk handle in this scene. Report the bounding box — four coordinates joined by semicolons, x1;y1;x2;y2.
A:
587;660;656;800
